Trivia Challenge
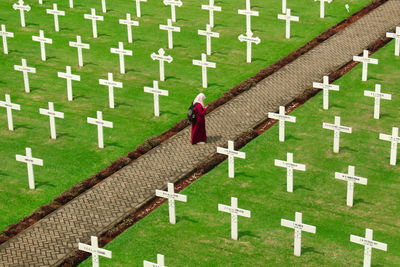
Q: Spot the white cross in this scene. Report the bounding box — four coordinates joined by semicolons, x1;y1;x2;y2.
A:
281;0;287;13
335;165;368;207
100;0;107;13
353;50;378;81
350;229;387;267
150;48;173;82
274;152;306;192
218;197;251;240
159;19;180;49
110;42;133;74
99;73;123;108
216;140;246;178
322;116;352;153
156;182;187;224
78;236;112;267
198;24;220;56
268;106;296;142
386;26;400;56
69;0;74;8
69;35;90;67
16;147;43;190
379;127;399;166
163;0;182;22
143;254;165;267
58;66;80;101
14;58;36;93
84;8;104;38
278;9;299;39
201;0;221;28
119;13;139;43
38;0;42;4
281;212;316;256
238;0;259;33
315;0;332;18
46;3;65;32
0;94;20;131
87;111;113;149
135;0;147;17
238;30;260;63
312;75;339;110
32;30;53;61
144;80;169;117
364;84;391;119
13;0;30;28
0;24;14;54
192;53;216;89
39;102;64;139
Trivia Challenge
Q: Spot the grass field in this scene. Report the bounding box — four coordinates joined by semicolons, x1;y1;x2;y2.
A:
0;0;373;232
80;36;400;266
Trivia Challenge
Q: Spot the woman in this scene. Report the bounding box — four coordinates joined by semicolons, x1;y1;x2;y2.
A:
191;93;208;145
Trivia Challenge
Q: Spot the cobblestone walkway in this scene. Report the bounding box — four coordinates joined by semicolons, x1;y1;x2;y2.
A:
1;1;400;266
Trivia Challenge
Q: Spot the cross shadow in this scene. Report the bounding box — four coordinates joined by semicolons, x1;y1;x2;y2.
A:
213;23;224;28
74;95;89;100
46;56;57;61
165;76;179;81
379;113;394;119
107;142;123;148
36;181;56;188
14;124;33;130
176;18;188;22
173;44;188;49
285;134;302;141
340;146;357;153
252;28;265;33
0;170;9;177
366;76;381;82
125;68;139;73
98;33;111;37
302;246;324;255
162;110;178;116
133;38;146;43
208;82;223;88
57;132;75;139
293;185;314;192
207;135;222;143
176;215;198;224
84;62;98;67
213;51;228;56
7;49;20;54
238;230;261;239
329;103;345;109
26;22;39;26
60;27;73;31
115;102;133;108
371;264;384;267
234;171;256;179
30;87;43;92
353;198;372;206
0;80;6;84
252;57;268;63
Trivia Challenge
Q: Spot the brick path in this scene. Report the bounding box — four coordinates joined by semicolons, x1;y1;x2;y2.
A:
1;1;400;266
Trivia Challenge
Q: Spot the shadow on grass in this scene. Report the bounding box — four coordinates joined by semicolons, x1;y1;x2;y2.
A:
213;51;228;56
98;33;111;37
380;113;394;119
213;23;224;28
366;76;381;82
0;170;9;177
293;185;314;192
329;103;346;109
47;56;57;61
207;135;222;144
115;102;133;108
36;181;56;189
57;132;75;139
84;62;98;67
341;146;357;153
162;110;178;116
165;76;180;81
74;94;89;100
234;171;257;179
353;198;372;206
60;27;73;31
174;44;188;49
286;134;302;141
27;23;39;27
107;142;123;148
7;49;20;55
0;80;6;84
238;230;261;239
208;82;224;88
176;215;198;224
126;68;139;74
30;87;43;92
252;28;265;33
14;124;33;130
176;18;188;22
133;38;146;43
302;246;324;255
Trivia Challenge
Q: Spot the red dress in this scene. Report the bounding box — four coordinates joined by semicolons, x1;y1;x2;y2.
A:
191;104;207;144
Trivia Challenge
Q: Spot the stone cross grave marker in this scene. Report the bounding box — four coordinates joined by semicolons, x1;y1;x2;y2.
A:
136;0;147;17
281;212;316;256
156;182;187;224
163;0;182;23
274;152;306;192
144;254;165;267
99;73;123;108
268;106;296;142
0;24;14;55
315;0;332;18
313;75;339;110
150;48;173;81
238;30;260;63
216;140;246;178
69;0;74;8
364;84;391;119
58;66;80;101
69;35;90;67
32;30;53;61
84;8;104;38
13;0;30;28
201;0;221;28
192;53;216;88
386;26;400;56
0;94;20;131
14;58;36;93
38;0;42;4
101;0;107;13
46;3;65;32
110;42;133;74
379;127;399;166
277;9;299;39
198;24;219;56
353;50;378;81
78;236;112;267
159;19;180;49
238;0;259;33
218;197;251;240
144;80;169;117
87;111;113;148
335;165;367;207
39;102;64;139
119;13;139;43
322;116;352;153
350;228;387;267
281;0;287;13
16;147;43;190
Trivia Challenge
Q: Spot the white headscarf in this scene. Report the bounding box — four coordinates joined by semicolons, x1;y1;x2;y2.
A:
193;93;206;107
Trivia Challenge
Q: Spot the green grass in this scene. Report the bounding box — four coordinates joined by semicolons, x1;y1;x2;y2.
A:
79;35;400;266
0;0;373;232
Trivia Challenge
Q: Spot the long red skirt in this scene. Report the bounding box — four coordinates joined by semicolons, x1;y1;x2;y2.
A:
191;104;207;144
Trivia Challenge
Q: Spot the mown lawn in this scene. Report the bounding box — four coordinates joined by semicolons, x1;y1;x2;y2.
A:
0;0;372;231
80;32;399;266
